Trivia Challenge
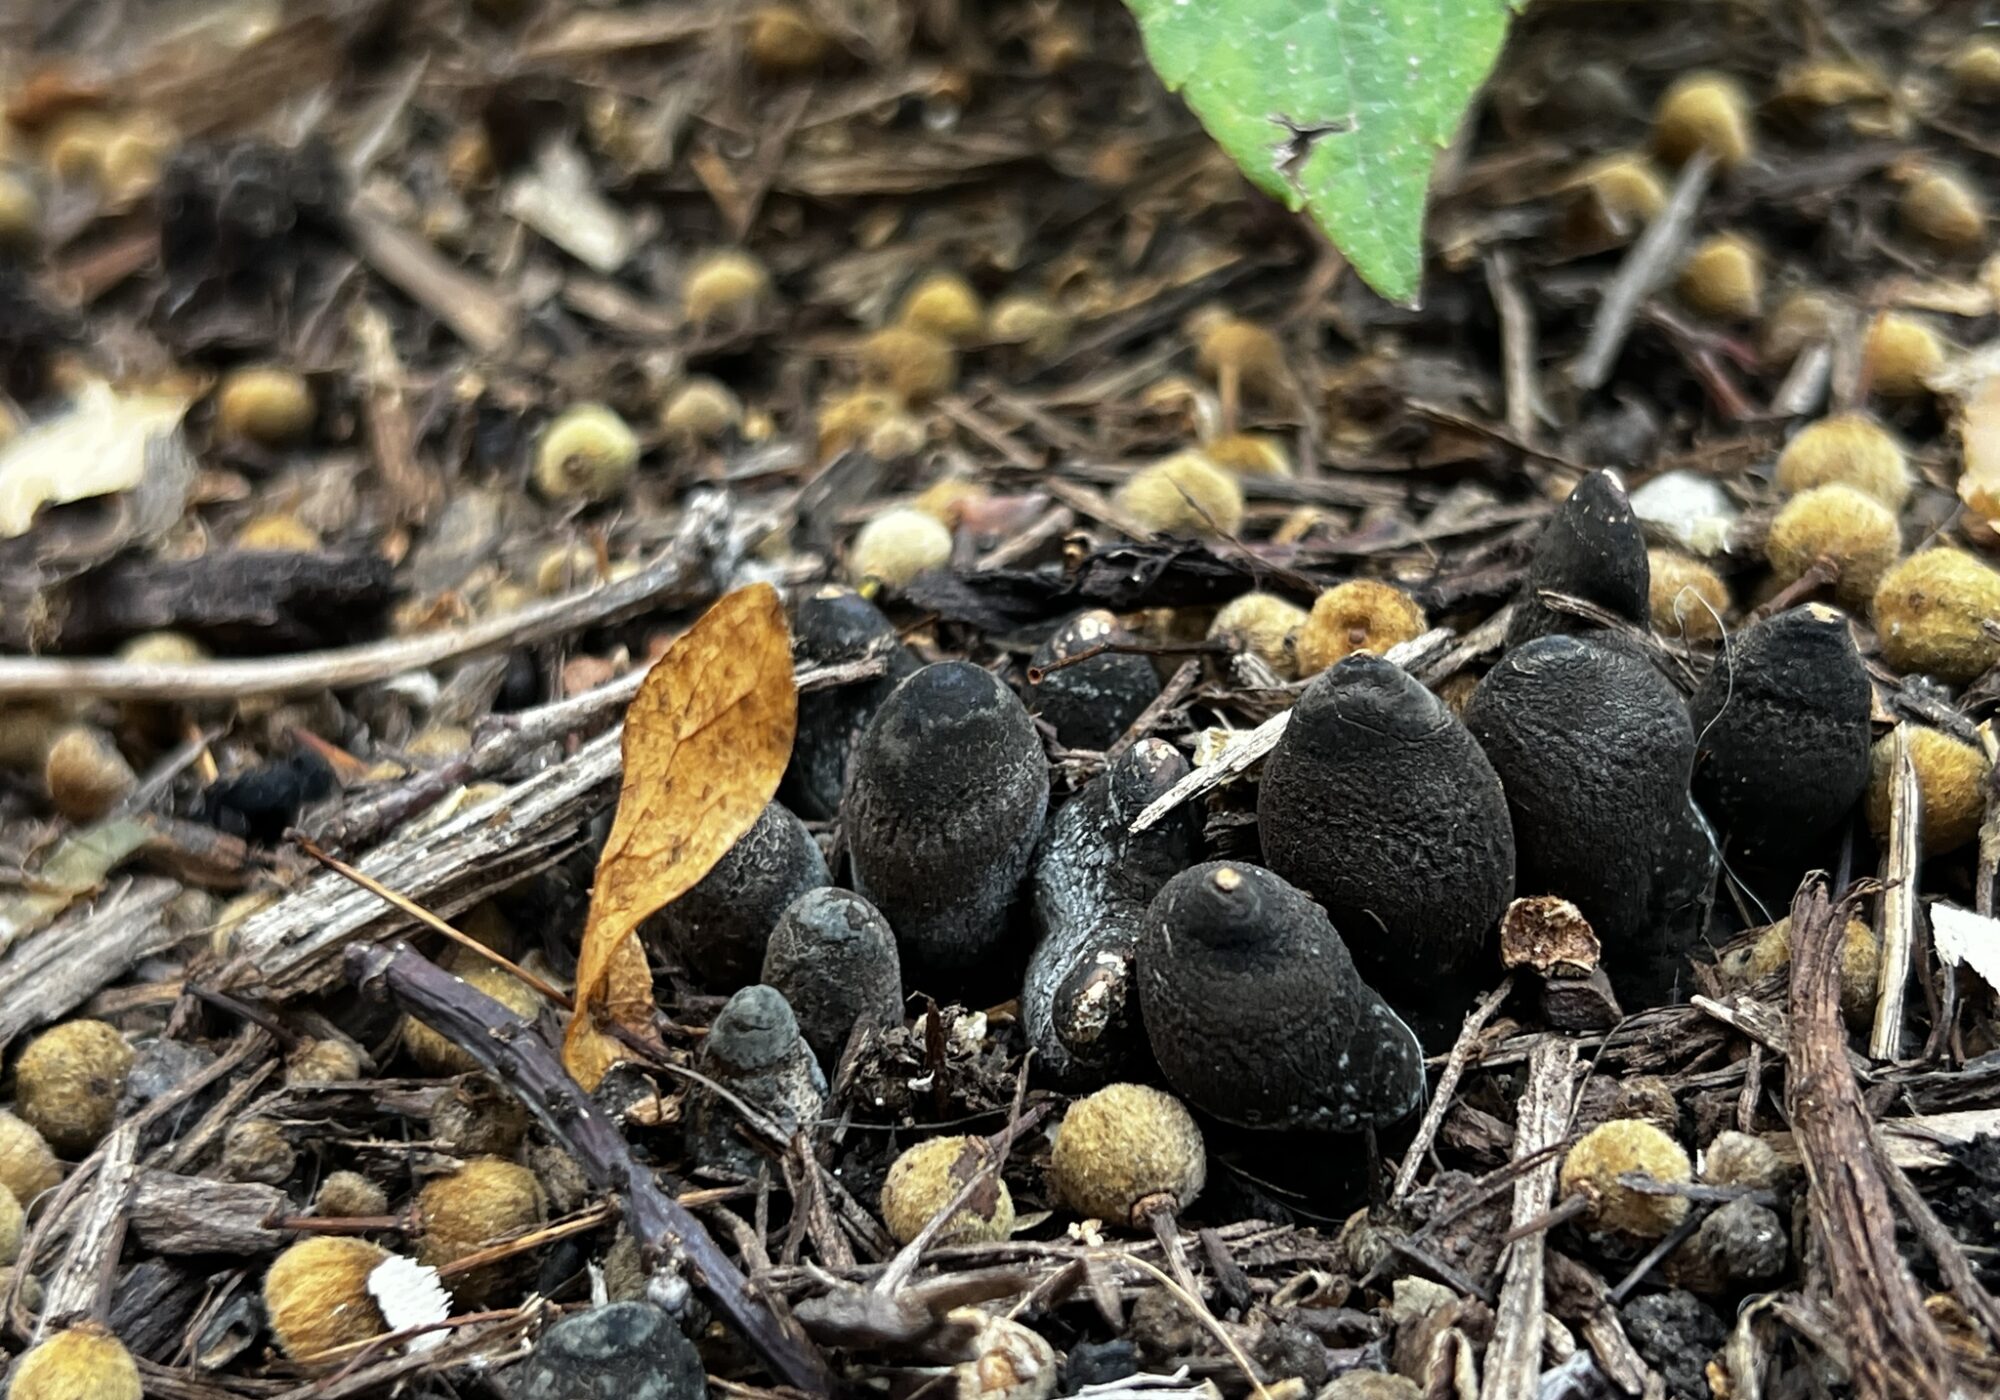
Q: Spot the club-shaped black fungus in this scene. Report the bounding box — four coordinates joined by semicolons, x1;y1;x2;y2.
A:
781;586;919;820
1024;739;1197;1084
760;887;903;1070
1257;654;1514;1034
1464;635;1713;1007
1137;862;1425;1134
1506;470;1651;648
683;985;825;1180
1028;610;1162;751
1686;605;1870;875
655;801;828;989
845;661;1049;988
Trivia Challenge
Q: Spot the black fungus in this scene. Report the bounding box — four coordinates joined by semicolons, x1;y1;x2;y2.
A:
1506;469;1651;648
1465;635;1715;1007
1257;653;1514;1042
1137;862;1425;1134
1027;610;1161;751
195;751;334;843
654;800;828;990
760;887;904;1070
0;265;79;402
782;586;920;820
845;660;1049;988
158;138;345;288
1024;738;1197;1084
1061;1339;1139;1393
1687;604;1870;876
502;1301;706;1400
683;986;826;1180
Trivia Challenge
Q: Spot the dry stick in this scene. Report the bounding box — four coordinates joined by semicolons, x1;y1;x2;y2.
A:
346;940;830;1394
1389;975;1515;1205
1784;877;1955;1400
1872;1129;2000;1343
1568;151;1716;392
36;1122;138;1337
296;837;574;1010
1484;250;1544;442
1480;1037;1577;1400
1871;727;1922;1060
0;492;732;702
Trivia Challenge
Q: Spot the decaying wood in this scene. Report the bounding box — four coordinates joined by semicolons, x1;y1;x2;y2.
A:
127;1172;292;1257
1480;1038;1577;1400
38;1123;139;1335
347;939;831;1394
0;492;733;701
0;876;181;1052
1870;727;1922;1060
1784;877;1955;1400
1392;976;1515;1205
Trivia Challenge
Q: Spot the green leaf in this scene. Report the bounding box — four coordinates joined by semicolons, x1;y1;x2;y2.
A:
1126;0;1515;306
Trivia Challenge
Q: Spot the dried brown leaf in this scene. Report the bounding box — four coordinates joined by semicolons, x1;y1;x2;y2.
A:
563;582;796;1089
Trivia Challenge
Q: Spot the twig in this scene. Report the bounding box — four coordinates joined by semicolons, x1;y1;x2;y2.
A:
1568;151;1715;392
295;838;573;1010
347;940;830;1394
0;493;732;701
36;1123;138;1335
1484;250;1544;442
1390;976;1515;1205
1480;1037;1576;1400
1871;728;1921;1060
1784;876;1954;1400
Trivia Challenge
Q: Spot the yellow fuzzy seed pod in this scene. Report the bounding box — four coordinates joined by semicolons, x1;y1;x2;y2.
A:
116;631;206;666
0;1110;61;1206
404;964;543;1075
881;1136;1015;1245
1207;592;1308;677
988;294;1071;359
1295;580;1427;678
659;377;741;443
1112;453;1245;539
1765;484;1901;608
264;1236;392;1360
897;272;985;345
1559;1119;1692;1238
417;1155;547;1303
236;513;321;553
746;5;829;75
42;114;118;184
1762;288;1843;367
1566;153;1668;244
7;1325;141;1400
1867;726;1992;856
858;325;957;402
533;404;640;504
1899;166;1987;253
1862;312;1947;398
0;1183;19;1266
1949;38;2000;102
43;726;135;821
1653;73;1754;170
1701;1130;1784;1191
1049;1084;1205;1227
14;1019;134;1155
533;543;598;596
216;367;315;448
1740;916;1881;1024
912;477;986;527
0;169;43;254
848;507;952;590
1776;61;1886;109
1677;234;1763;321
1647;549;1730;640
315;1170;389;1219
284;1037;362;1087
1192;315;1287;404
1773;413;1909;510
1203;432;1292;478
1873;548;2000;682
684;250;771;324
816;389;902;461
